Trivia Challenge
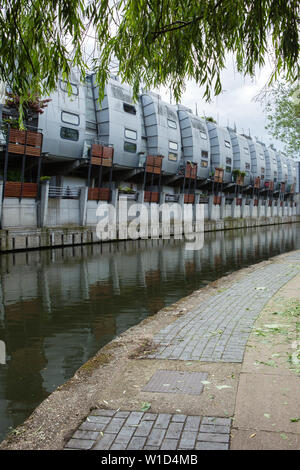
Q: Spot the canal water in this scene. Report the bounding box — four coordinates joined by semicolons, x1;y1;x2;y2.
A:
0;223;299;442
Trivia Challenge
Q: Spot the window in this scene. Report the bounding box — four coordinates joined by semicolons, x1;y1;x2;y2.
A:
226;166;231;173
124;142;137;153
201;160;208;167
226;157;232;164
261;175;265;179
261;167;265;173
124;128;137;140
244;147;249;154
61;111;80;126
245;163;251;170
168;153;178;161
60;127;79;141
167;119;177;129
123;103;136;115
202;150;209;159
260;154;264;160
274;171;278;177
200;131;207;140
60;80;79;96
169;141;178;151
224;140;231;148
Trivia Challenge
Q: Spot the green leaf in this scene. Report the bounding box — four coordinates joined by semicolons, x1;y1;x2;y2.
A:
140;402;151;411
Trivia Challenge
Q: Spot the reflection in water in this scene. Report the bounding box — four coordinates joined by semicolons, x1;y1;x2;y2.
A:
0;223;299;441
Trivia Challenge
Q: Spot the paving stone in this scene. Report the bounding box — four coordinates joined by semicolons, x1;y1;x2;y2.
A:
184;416;201;431
125;412;144;426
92;433;115;450
115;411;130;418
171;414;187;423
143;370;208;395
195;441;229;450
165;422;184;439
114;426;136;445
134;419;154;437
154;413;172;429
161;439;178;450
105;417;126;433
197;432;230;443
146;428;166;447
85;415;111;425
65;438;95;450
199;424;231;434
202;417;231;426
127;436;147;450
143;413;157;421
73;430;100;440
79;421;108;432
110;443;127;450
178;431;197;449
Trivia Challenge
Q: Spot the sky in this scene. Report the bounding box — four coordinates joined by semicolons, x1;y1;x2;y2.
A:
155;56;285;152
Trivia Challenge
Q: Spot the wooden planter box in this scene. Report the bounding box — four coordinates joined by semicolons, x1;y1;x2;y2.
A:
254;199;258;206
213;195;222;205
145;155;163;174
91;144;114;166
185;163;197;179
88;187;110;201
254;177;260;189
144;191;160;203
4;182;38;198
236;198;242;206
8;129;43;157
213;168;224;183
268;200;273;207
235;174;244;186
184;193;195;204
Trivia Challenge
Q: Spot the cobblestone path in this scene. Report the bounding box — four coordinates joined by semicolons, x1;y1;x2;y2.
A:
65;409;231;450
148;259;300;363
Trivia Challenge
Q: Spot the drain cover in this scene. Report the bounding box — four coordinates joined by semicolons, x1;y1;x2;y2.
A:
142;370;208;395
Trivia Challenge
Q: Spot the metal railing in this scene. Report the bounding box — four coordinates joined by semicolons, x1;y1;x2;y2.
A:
49;185;82;199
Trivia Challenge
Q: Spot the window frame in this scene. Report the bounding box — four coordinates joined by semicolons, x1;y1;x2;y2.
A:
60;126;79;141
167;119;177;129
123;103;136;115
124;128;137;141
169;141;178;151
168;152;178;161
124;141;137;153
61;111;80;126
59;80;79;96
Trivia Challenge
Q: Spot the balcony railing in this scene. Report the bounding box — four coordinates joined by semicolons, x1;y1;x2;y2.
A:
49;186;82;199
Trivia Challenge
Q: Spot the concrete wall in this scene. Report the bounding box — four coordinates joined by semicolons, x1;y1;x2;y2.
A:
47;198;81;227
1;198;37;228
0;180;298;232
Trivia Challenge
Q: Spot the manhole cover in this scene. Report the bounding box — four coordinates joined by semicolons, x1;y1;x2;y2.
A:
142;370;208;395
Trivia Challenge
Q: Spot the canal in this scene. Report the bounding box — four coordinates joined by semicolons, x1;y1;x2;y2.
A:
0;223;299;442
